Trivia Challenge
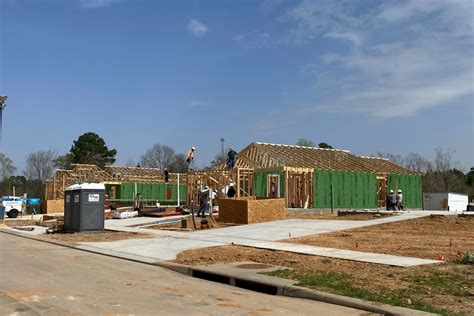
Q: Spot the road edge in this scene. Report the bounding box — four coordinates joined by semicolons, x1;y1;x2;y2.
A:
0;228;432;316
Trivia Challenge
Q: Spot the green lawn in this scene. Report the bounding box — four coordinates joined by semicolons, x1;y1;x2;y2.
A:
266;268;471;316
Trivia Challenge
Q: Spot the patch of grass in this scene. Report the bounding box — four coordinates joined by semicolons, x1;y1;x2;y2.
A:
402;269;473;297
265;269;460;316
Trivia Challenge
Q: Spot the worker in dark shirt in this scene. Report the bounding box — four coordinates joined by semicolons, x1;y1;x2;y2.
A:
164;168;169;183
227;183;236;198
227;148;237;169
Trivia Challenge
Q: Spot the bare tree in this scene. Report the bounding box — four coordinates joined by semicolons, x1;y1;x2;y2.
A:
376;152;405;166
167;154;188;173
404;153;433;173
124;158;137;167
296;138;316;147
24;150;57;184
0;153;16;181
140;144;175;170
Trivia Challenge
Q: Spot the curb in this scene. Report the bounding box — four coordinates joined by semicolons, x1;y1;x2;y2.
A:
0;229;432;315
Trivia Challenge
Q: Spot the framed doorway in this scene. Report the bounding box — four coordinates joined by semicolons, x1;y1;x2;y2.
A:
377;174;388;208
267;174;280;198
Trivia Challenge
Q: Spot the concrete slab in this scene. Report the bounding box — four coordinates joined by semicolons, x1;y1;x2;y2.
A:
188;213;427;242
105;215;185;228
77;212;441;267
5;225;48;235
79;236;226;261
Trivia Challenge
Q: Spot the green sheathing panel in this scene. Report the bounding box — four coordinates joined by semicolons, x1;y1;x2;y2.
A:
314;169;377;209
254;171;284;198
117;183;187;203
387;174;422;208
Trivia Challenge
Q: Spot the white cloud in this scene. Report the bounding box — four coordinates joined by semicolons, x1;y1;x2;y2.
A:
280;0;474;118
233;29;270;48
79;0;123;9
187;19;208;38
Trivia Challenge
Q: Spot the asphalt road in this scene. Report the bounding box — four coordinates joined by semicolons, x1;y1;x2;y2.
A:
0;232;366;315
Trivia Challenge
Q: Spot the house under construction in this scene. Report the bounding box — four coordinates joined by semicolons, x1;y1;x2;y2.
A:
45;142;422;213
45;164;186;212
203;142;422;210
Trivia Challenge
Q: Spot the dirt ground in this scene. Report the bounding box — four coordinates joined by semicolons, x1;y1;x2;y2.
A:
3;218;151;244
175;215;474;314
175;245;473;315
40;231;152;245
286;216;474;262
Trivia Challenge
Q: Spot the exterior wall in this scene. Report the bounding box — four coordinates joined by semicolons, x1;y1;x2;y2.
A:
313;169;377;209
254;171;284;198
388;174;422;209
106;183;187;205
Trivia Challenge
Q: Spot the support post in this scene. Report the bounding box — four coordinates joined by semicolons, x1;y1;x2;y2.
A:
236;168;240;197
177;173;180;207
331;183;334;214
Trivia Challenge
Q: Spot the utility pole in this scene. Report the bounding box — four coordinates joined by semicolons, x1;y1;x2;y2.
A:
0;95;7;148
220;137;225;158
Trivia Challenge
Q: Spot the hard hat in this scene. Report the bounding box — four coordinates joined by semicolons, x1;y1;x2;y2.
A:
398;190;402;193
390;190;394;193
229;183;235;187
191;146;196;150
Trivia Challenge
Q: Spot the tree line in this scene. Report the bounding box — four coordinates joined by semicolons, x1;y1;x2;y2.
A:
0;132;190;198
1;133;472;199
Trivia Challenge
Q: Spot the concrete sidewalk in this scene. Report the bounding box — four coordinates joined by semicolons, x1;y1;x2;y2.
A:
79;212;442;267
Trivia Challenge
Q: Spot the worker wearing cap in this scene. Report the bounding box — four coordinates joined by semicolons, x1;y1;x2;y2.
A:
227;182;236;198
388;190;396;210
396;190;404;211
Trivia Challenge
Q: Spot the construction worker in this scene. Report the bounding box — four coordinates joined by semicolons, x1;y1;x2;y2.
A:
164;168;169;183
227;183;236;198
186;146;195;170
388;190;396;210
227;148;237;168
396;190;404;211
197;186;210;217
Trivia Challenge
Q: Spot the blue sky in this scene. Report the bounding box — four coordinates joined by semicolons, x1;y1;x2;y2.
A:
1;0;473;172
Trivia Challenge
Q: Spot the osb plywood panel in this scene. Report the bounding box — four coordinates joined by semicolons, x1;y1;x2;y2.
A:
218;199;249;224
247;198;286;224
218;198;285;224
43;200;64;214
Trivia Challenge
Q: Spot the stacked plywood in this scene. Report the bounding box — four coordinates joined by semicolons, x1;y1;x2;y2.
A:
218;197;285;224
43;200;64;214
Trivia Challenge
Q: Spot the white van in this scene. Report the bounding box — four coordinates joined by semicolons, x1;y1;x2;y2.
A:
1;196;24;218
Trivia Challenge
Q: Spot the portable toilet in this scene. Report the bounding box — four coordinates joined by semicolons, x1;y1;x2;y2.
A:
64;183;105;232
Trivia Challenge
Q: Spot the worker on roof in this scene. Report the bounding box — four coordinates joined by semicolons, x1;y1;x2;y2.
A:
164;168;169;183
186;147;195;170
227;148;237;169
